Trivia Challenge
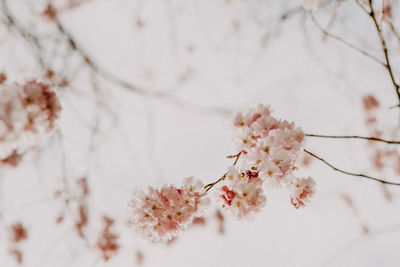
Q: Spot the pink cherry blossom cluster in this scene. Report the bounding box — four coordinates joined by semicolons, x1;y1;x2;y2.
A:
128;177;210;241
218;166;266;220
218;104;315;218
128;104;316;241
0;80;61;166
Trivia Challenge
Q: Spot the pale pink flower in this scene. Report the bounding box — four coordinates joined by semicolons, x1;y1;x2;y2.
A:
128;177;209;241
229;104;314;208
253;103;272;117
240;149;268;171
259;159;283;187
225;166;241;183
0;80;61;165
269;147;296;175
266;122;304;154
251;115;279;137
287;176;316;209
218;166;266;219
233;112;252;128
232;127;256;152
218;180;266;220
243;169;263;185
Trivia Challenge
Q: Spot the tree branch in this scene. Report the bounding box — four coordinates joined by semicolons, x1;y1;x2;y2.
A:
309;12;386;66
53;17;233;116
204;152;241;193
304;149;400;186
305;133;400;144
366;0;400;106
1;0;46;68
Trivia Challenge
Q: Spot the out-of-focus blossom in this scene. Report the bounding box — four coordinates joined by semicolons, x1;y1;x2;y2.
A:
97;216;119;261
363;95;379;111
0;80;61;166
376;0;392;25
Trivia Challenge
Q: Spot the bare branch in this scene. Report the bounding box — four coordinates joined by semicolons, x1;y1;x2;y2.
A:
0;0;46;68
304;149;400;186
366;0;400;105
204;152;242;193
309;12;386;66
53;17;233;116
305;133;400;144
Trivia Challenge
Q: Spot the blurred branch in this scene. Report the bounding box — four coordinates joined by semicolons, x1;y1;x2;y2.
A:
304;149;400;186
330;0;400;106
366;0;400;106
305;133;400;144
0;0;46;68
386;20;400;44
309;13;386;66
261;7;302;46
53;16;233;115
53;18;152;96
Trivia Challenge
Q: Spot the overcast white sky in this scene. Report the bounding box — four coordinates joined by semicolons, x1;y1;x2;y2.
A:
0;0;400;266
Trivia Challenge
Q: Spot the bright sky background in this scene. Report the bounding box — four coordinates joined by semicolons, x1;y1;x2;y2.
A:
0;0;400;266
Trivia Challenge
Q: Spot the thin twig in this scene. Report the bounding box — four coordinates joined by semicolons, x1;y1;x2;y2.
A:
367;0;400;105
1;0;46;68
309;13;386;66
204;152;242;193
354;0;370;15
53;18;151;96
304;149;400;186
204;175;226;193
305;133;400;144
322;0;343;41
386;20;400;45
53;17;233;115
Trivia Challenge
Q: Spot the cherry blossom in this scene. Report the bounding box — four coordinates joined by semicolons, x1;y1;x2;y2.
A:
230;104;306;185
287;177;316;209
0;80;61;165
218;167;267;220
222;104;315;216
129;104;316;241
128;177;210;241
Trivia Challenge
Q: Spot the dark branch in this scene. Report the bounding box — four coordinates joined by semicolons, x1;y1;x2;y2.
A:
304;149;400;186
367;0;400;105
305;133;400;144
1;0;46;68
309;13;386;66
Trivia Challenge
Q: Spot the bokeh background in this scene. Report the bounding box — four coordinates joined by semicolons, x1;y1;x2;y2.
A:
0;0;400;266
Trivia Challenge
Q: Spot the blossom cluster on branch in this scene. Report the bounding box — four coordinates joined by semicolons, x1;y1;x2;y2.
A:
128;177;210;241
220;104;315;216
0;80;61;166
128;104;316;241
